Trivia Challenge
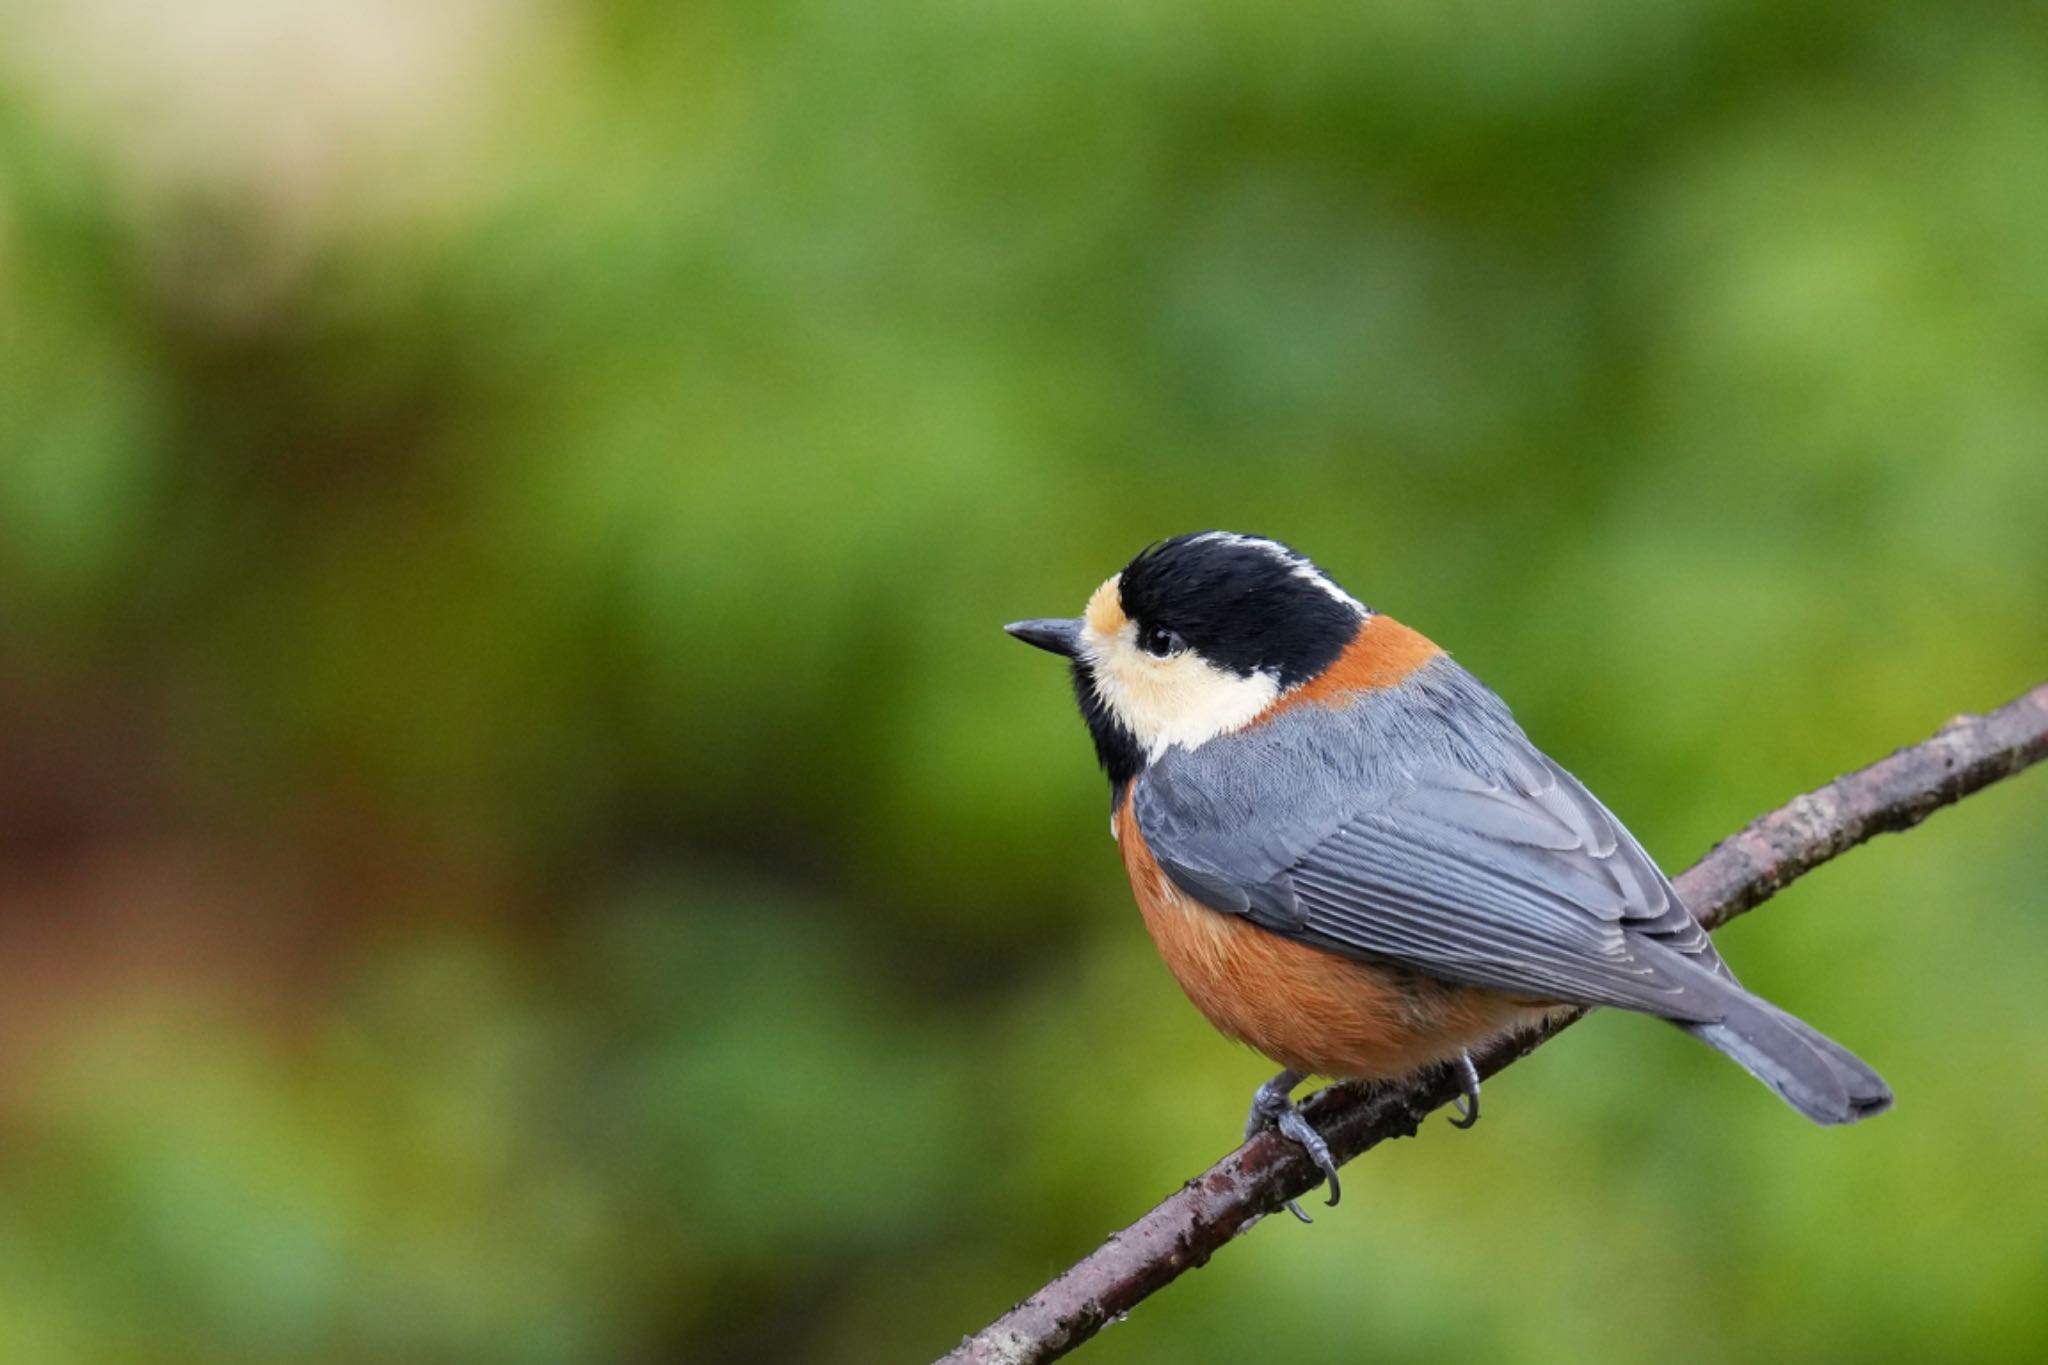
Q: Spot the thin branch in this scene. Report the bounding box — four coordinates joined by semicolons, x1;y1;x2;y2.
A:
940;681;2048;1365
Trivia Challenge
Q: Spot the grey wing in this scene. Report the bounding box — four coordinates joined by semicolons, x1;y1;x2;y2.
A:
1133;658;1733;1020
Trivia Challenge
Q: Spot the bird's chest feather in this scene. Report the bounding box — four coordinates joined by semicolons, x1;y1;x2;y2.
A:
1114;796;1534;1079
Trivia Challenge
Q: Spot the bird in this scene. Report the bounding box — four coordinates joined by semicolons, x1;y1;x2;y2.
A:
1006;531;1890;1219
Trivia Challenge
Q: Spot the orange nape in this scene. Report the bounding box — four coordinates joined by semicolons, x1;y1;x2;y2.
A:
1258;613;1444;722
1115;798;1542;1080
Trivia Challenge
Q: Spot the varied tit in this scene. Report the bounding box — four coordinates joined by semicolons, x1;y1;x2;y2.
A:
1007;531;1890;1218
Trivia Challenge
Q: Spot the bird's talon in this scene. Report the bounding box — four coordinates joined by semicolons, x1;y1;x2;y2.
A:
1448;1050;1482;1130
1246;1068;1341;1212
1275;1105;1341;1206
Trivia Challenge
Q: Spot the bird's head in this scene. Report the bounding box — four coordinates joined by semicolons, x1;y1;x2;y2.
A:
1006;532;1368;793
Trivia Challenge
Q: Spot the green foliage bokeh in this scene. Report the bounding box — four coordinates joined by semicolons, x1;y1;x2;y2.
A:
0;2;2044;1362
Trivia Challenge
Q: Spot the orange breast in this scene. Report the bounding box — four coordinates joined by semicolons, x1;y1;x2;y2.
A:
1116;796;1536;1080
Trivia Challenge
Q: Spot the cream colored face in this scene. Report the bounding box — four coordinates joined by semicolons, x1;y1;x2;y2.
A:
1077;574;1282;760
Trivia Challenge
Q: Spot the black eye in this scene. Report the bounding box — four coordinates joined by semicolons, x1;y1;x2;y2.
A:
1137;623;1185;658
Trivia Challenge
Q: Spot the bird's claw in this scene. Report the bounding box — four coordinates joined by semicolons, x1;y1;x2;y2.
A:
1245;1069;1340;1221
1448;1050;1481;1130
1275;1105;1340;1210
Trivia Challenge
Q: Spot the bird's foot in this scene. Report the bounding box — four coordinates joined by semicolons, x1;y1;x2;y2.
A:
1447;1050;1481;1130
1245;1069;1340;1222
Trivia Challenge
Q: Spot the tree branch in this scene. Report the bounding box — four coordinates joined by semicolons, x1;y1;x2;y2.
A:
939;681;2048;1365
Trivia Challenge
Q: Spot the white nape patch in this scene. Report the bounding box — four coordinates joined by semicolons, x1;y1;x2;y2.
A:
1079;616;1282;762
1190;531;1368;616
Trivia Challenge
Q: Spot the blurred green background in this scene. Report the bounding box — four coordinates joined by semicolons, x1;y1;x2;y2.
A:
2;1;2045;1362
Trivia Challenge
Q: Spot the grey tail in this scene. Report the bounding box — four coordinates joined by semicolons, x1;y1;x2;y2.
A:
1681;990;1893;1126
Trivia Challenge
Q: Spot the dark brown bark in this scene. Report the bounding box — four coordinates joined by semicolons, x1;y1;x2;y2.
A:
939;681;2048;1365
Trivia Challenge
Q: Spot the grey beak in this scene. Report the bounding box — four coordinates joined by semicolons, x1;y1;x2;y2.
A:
1004;617;1084;658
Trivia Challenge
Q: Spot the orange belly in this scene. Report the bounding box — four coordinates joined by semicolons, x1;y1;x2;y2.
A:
1117;799;1540;1079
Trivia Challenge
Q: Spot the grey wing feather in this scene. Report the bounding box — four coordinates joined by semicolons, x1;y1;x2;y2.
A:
1134;656;1730;1019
